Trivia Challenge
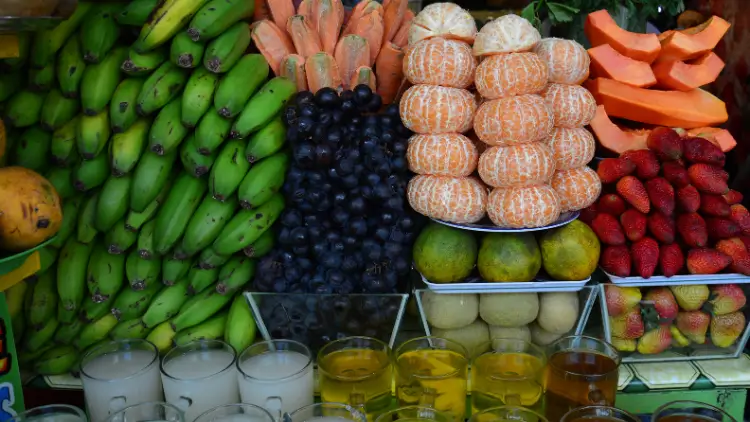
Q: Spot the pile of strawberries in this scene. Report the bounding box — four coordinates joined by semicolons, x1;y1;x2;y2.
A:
584;127;750;278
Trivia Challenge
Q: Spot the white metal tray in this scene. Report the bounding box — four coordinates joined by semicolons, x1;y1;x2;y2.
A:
421;272;590;293
431;211;579;233
604;271;750;287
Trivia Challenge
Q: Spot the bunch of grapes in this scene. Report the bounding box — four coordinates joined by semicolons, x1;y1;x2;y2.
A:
254;85;421;294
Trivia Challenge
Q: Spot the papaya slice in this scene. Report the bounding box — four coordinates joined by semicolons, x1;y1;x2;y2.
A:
657;16;731;62
334;35;370;89
588;44;656;88
585;77;728;129
652;52;725;91
351;66;377;91
305;52;342;92
287;15;323;59
251;20;295;76
280;54;307;92
686;127;736;152
589;105;649;154
585;9;661;63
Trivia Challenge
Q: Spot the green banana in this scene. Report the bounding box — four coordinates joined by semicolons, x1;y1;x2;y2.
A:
24;317;59;353
0;70;22;102
181;132;217;177
30;3;93;68
28;270;58;328
95;174;132;232
76;192;100;243
146;320;176;354
81;294;116;322
56;35;86;98
231;77;297;139
50;115;80;166
125;249;162;290
53;320;85;345
197;247;229;269
2;32;31;70
6;280;28;320
40;89;80;131
162;257;192;286
121;47;168;76
74;314;118;350
187;266;219;295
170;31;205;69
237;152;289;209
187;0;255;42
208;138;249;201
130;150;178;212
80;47;128;115
19;344;53;368
72;152;109;191
111;118;150;175
132;0;211;53
194;107;232;155
112;281;162;320
34;345;79;375
76;109;111;159
212;193;284;255
56;238;94;323
116;0;159;26
51;196;82;248
203;22;251;73
142;277;190;327
4;89;45;127
136;61;188;115
125;180;171;231
104;219;138;254
110;78;146;133
214;54;268;118
181;66;218;128
180;195;237;257
137;220;157;260
224;294;256;353
174;310;227;346
153;172;207;255
12;126;51;172
87;244;126;302
242;227;274;258
28;57;55;92
38;246;59;274
148;97;188;155
45;167;76;200
110;318;150;339
80;4;122;63
215;256;255;294
172;287;232;331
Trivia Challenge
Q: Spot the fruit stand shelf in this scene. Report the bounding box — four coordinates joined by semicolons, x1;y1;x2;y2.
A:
603;271;750;287
431;211;580;233
420;272;591;293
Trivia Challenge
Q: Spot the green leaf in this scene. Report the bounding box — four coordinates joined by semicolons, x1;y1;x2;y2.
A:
521;1;541;29
547;2;578;23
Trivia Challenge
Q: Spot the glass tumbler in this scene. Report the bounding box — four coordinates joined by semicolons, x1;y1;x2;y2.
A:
3;404;87;422
562;405;640;422
652;400;739;422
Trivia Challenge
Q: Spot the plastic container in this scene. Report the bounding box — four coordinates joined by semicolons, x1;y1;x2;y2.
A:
421;272;590;293
431;211;579;233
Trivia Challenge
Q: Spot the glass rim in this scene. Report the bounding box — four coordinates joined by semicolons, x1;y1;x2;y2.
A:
548;335;620;378
102;401;183;421
160;339;237;381
194;403;276;422
472;338;546;381
468;405;548;422
288;402;366;421
80;339;159;383
562;405;640;422
237;338;313;382
7;404;86;421
395;336;468;380
317;336;392;380
653;400;739;422
375;405;452;422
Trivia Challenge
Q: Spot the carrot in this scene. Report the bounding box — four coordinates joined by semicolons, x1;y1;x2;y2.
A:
342;0;379;36
391;8;413;47
305;52;342;92
374;42;404;104
309;0;344;56
334;34;370;89
280;54;308;91
253;0;271;21
287;15;323;58
382;0;407;43
350;66;377;91
298;0;311;18
268;0;296;34
251;20;296;76
351;10;384;65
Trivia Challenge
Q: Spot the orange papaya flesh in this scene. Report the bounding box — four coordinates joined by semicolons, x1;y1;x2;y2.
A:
652;51;725;91
280;54;308;92
585;9;662;63
588;44;656;88
251;20;295;76
305;52;342;93
589;105;649;154
334;34;370;89
351;66;377;91
657;16;731;62
686;127;737;152
585;77;728;129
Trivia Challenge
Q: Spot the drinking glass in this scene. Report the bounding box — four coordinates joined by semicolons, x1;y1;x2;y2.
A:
4;404;87;422
394;336;468;421
318;336;393;420
284;403;366;422
543;336;620;422
100;402;183;422
237;339;314;419
194;403;276;422
562;406;640;422
375;406;454;422
80;339;163;422
652;401;739;422
161;339;240;422
468;406;548;422
471;339;546;415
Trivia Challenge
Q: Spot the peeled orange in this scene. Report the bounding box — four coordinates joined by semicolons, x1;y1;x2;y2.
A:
487;184;561;228
400;84;477;134
551;166;602;212
474;52;548;99
478;143;556;188
542;127;596;170
533;38;590;85
473;14;541;56
407;174;488;223
541;83;597;128
407;133;479;177
408;2;477;46
404;38;477;89
473;94;554;146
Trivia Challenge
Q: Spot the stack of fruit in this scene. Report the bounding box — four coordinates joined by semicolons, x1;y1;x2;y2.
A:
605;284;747;355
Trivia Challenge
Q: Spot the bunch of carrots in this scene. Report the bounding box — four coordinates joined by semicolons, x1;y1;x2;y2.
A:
251;0;413;103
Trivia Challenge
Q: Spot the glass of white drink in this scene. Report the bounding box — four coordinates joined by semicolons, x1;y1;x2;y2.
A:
237;339;314;419
100;402;184;422
284;403;366;422
80;339;164;422
4;404;87;422
161;339;240;421
375;406;454;422
194;403;276;422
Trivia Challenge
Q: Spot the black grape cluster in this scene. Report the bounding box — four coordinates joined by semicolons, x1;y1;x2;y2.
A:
254;85;419;294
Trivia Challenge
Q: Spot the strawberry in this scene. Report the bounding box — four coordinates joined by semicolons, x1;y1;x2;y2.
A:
705;217;741;239
591;214;626;245
676;213;708;247
645;177;675;216
610;337;636;352
708;284;747;315
644;287;679;321
670;284;710;310
597;193;627;216
739;236;750;251
687;163;729;195
609;305;645;339
714;238;750;276
710;311;746;348
699;193;730;217
620;209;647;242
659;243;684;277
729;204;750;235
605;285;641;316
579;204;598;225
662;161;690;188
637;325;673;354
670;324;691;347
616;176;650;214
621;149;660;179
647;127;683;161
686;248;732;274
648;212;675;244
600;245;632;277
631;237;659;278
597;158;636;183
676;311;710;344
682;136;726;167
676;185;701;213
723;190;744;205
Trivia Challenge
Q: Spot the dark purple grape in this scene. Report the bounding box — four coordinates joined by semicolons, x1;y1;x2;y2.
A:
294;143;315;167
314;144;333;166
348;197;366;214
295;91;315;106
290;227;308;246
315;88;340;107
354;85;373;104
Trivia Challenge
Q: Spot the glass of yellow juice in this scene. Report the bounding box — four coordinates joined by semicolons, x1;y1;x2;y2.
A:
471;338;546;415
375;406;454;422
318;336;393;420
469;406;549;422
395;336;468;420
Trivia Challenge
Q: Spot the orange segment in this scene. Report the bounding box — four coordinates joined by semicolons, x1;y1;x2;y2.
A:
473;94;553;146
541;83;597;128
487;185;561;228
407;175;488;223
399;84;476;134
406;133;479;177
404;38;476;89
542;127;596;171
550;166;602;212
478;143;556;188
474;52;548;99
533;38;590;85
